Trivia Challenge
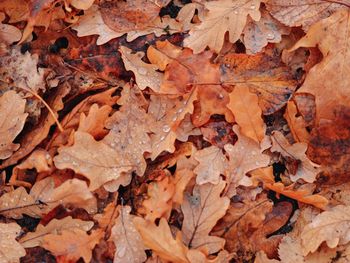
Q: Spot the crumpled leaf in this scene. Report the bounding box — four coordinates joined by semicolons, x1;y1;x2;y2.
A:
271;131;320;183
19;216;94;248
266;0;344;30
111;206;147;263
243;8;290;54
42;229;103;263
54;131;133;191
221;51;297;115
194;146;227;185
119;46;161;92
0;222;26;263
184;0;261;54
227;86;266;143
290;9;350;122
301;205;350;255
181;179;230;254
0;91;28;160
134;217;189;263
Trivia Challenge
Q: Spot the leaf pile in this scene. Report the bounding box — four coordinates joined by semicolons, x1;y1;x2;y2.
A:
0;0;350;262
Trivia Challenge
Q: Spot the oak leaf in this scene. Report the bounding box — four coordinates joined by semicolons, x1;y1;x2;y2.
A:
284;101;310;143
20;216;94;248
266;0;344;30
301;205;350;255
181;179;230;254
290;9;350;122
227;86;266;143
42;229;103;263
54;131;133;191
194;146;227;185
134;217;189;263
0;222;26;262
111;206;147;263
184;0;261;54
0;91;28;160
119;46;162;92
0;12;21;44
221;52;297;115
271;131;320;183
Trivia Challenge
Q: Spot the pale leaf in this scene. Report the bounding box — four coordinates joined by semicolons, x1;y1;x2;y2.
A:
181;179;230;254
111;206;147;263
20;216;94;248
194;146;227;185
0;91;28;160
0;222;26;263
184;0;261;53
0;12;21;44
53;131;132;190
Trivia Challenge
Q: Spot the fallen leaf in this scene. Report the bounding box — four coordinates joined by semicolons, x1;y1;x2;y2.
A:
227;86;266;143
184;0;261;54
221;52;297;115
119;46;162;92
0;91;28;160
0;12;21;44
301;205;350;255
290;9;350;122
0;222;26;262
181;179;230;254
42;228;103;263
111;206;147;263
20;216;94;248
134;217;189;263
284;100;310;143
271;131;320;183
194;146;227;185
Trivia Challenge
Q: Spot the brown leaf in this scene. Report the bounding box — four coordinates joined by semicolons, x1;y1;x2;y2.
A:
284;100;310;143
42;228;103;263
134;217;189;263
227;86;266;143
194;146;227;185
221;52;297;115
53;131;133;191
181;179;230;254
266;0;344;30
0;222;26;262
0;12;21;44
271;131;320;183
184;0;261;54
290;9;350;122
111;206;147;263
0;91;28;160
20;216;94;248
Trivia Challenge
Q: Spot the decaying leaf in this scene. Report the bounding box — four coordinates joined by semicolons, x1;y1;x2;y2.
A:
181;179;230;254
0;12;21;44
0;222;26;262
111;206;147;263
0;91;28;160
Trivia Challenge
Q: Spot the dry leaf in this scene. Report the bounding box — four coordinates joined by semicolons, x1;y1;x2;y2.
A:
42;229;103;263
284;100;310;143
20;216;94;248
119;46;162;92
0;91;28;160
271;131;320;183
111;206;147;263
184;0;261;54
181;179;230;254
194;146;227;185
134;217;189;263
290;9;350;122
0;12;21;44
301;205;350;255
227;86;266;143
54;131;133;191
0;222;26;262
